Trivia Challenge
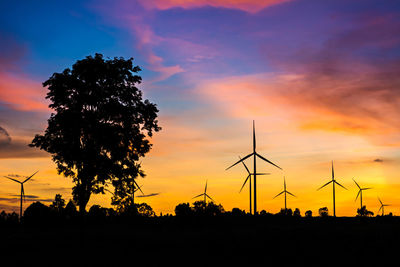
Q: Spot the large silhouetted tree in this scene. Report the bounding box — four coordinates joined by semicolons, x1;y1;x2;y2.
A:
30;54;161;213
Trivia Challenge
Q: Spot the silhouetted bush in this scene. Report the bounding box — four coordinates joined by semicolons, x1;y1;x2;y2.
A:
305;210;312;217
231;208;246;216
136;203;156;217
175;203;193;217
89;205;108;217
24;201;53;224
277;208;293;216
174;201;225;217
319;207;329;217
357;206;374;217
0;210;19;226
49;194;66;213
64;200;78;219
293;208;301;217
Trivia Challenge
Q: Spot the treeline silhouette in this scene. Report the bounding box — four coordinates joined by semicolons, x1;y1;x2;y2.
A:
0;193;394;228
1;195;399;266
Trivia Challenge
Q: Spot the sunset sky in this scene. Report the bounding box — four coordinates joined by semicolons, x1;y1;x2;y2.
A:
0;0;399;216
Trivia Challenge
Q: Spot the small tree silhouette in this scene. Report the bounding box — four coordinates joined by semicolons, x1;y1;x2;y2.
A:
24;201;52;224
136;203;155;217
49;194;66;213
319;207;329;217
357;205;374;217
305;210;312;217
293;208;301;217
175;203;193;217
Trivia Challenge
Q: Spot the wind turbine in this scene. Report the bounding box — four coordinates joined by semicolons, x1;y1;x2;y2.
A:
4;171;38;220
105;178;144;204
132;179;144;204
193;180;214;204
226;120;282;214
273;176;296;211
238;156;270;213
378;197;390;216
353;178;372;210
317;161;347;217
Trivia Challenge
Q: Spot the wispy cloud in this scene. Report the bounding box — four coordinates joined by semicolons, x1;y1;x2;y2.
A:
138;0;292;13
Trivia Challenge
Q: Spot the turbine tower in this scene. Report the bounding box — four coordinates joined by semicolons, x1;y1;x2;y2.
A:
4;171;38;220
238;156;269;213
353;178;372;210
273;176;296;211
378;197;390;216
317;161;347;217
193;180;214;204
227;120;282;214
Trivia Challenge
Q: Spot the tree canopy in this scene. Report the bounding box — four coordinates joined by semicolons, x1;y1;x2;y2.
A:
30;54;161;213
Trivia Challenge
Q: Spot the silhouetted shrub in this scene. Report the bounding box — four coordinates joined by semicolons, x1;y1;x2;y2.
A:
192;201;207;214
277;208;293;216
293;208;301;217
305;210;312;217
175;203;193;217
136;203;155;217
49;194;66;213
24;201;53;224
231;208;246;216
357;206;374;217
319;207;329;217
205;202;224;216
89;205;108;217
0;211;19;226
64;200;78;219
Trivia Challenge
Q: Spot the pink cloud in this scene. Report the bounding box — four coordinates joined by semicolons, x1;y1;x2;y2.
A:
198;67;400;146
0;72;48;112
138;0;292;13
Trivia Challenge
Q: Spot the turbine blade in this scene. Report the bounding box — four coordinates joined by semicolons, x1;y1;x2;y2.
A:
378;206;383;212
317;180;332;191
239;175;250;193
362;188;372;190
286;191;296;198
192;193;204;199
253;120;256;151
352;178;360;189
255;173;270;175
22;170;38;183
334;180;347;190
206;193;215;202
239;156;251;174
273;191;284;199
4;176;22;184
331;161;334;179
134;180;144;195
378;197;383;205
205;180;208;194
256;153;282;170
226;153;254;170
355;190;360;202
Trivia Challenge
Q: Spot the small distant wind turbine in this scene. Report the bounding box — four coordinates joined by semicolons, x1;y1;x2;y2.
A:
193;180;214;204
238;156;269;213
273;176;296;211
4;171;38;219
226;120;282;214
317;161;347;217
353;178;372;210
132;179;144;204
378;197;390;216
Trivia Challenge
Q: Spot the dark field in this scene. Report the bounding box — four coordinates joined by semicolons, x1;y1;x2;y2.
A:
1;216;399;266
